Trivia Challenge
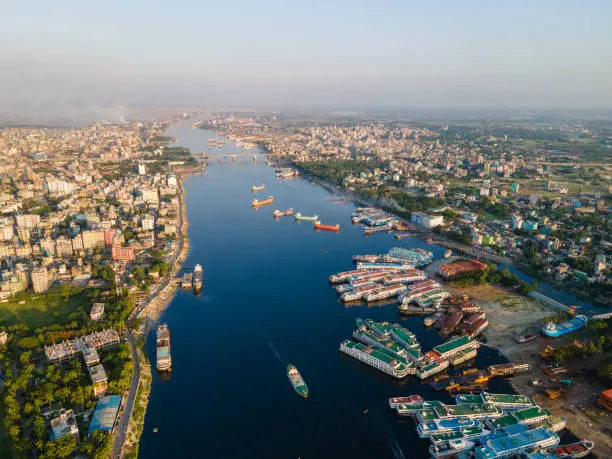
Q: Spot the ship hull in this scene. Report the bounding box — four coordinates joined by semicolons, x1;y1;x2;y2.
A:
287;364;308;398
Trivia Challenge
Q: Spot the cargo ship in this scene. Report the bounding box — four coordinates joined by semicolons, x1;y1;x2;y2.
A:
294;212;318;221
251;184;265;192
388;394;424;410
192;264;203;292
287;364;308;398
273;208;294;217
541;314;588;338
156;324;172;372
543;440;594;458
252;196;274;208
314;221;340;232
363;284;407;302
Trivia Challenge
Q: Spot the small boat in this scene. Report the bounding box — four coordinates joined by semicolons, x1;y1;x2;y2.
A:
152;427;159;433
251;184;265;192
444;249;452;259
424;316;437;327
273;208;294;217
544;440;594;458
514;333;537;344
363;409;369;415
314;222;340;232
252;196;274;208
287;364;308;398
295;212;319;221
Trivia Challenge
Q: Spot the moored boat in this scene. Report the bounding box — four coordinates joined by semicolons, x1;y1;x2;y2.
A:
287;364;308;398
192;264;203;292
273;208;294;217
514;333;537;344
543;440;594;458
251;184;265;192
541;315;588;338
252;196;274;207
424;316;437;327
156;324;172;372
314;221;340;232
388;394;424;410
295;212;318;221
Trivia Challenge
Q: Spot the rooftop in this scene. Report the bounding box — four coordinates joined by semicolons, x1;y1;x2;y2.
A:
88;395;121;434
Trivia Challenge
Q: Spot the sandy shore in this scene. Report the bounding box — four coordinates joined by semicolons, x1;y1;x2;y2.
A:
447;283;612;457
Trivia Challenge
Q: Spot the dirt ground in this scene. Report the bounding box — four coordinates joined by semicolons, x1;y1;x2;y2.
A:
446;283;612;457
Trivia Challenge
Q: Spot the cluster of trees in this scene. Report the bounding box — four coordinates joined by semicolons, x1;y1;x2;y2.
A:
550;319;612;372
298;160;377;186
1;304;134;457
452;264;539;295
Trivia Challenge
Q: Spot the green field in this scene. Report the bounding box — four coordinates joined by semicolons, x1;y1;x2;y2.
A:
0;288;91;330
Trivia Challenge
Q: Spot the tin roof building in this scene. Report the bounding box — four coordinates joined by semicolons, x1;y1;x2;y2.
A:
88;395;122;435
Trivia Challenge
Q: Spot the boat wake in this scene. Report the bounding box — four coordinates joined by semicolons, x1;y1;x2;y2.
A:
267;338;285;366
379;417;405;459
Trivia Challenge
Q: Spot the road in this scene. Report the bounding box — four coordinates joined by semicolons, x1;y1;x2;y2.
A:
111;330;140;458
114;179;187;457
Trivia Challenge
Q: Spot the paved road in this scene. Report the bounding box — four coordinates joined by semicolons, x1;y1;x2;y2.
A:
111;329;140;459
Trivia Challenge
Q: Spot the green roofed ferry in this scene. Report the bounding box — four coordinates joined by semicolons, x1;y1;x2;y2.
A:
287;364;308;398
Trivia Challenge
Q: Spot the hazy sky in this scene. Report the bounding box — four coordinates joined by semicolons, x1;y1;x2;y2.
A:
1;0;611;112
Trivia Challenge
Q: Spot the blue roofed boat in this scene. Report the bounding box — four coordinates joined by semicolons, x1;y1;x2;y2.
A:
473;424;559;458
417;417;481;438
541;314;588;338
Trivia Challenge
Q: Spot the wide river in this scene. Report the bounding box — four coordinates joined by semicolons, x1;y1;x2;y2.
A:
139;120;575;458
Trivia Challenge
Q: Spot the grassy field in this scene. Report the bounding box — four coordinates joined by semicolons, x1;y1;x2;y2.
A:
0;289;91;330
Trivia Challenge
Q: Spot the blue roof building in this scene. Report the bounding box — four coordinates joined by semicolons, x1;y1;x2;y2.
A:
88;395;122;435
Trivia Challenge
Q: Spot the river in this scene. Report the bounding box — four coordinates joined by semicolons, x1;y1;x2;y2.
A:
139;120;576;458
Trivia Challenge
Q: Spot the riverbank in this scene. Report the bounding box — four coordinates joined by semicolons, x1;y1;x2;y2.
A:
124;177;190;456
446;282;612;457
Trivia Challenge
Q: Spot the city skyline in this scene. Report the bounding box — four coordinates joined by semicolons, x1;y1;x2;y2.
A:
2;0;612;117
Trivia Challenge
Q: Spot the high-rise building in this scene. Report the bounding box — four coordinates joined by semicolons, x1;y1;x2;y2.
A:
15;214;40;229
31;267;49;293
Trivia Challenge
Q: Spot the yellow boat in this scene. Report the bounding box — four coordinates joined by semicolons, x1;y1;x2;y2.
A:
252;184;265;192
252;196;274;208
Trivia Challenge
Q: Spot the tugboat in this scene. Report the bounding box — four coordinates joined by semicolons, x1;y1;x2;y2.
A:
287;364;308;398
156;324;172;372
192;264;203;293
